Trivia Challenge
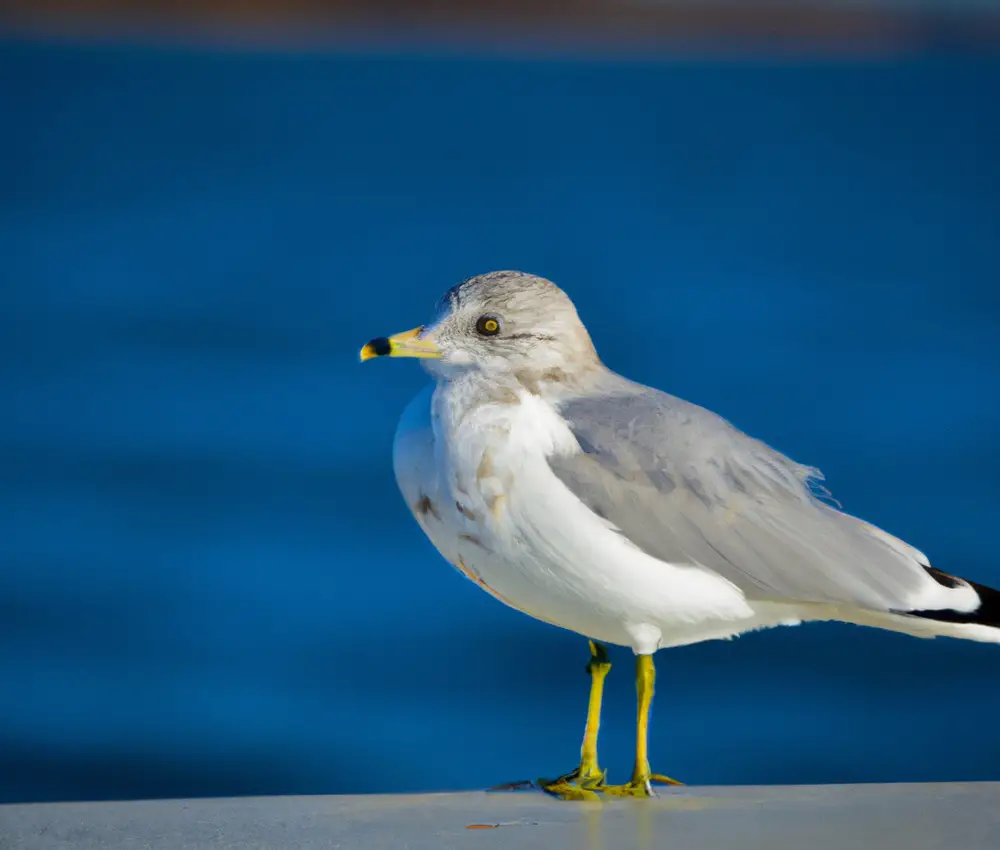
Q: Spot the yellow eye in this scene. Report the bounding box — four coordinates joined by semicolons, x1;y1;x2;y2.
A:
476;315;501;336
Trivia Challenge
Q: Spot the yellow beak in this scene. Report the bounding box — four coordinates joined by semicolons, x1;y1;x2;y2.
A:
359;326;442;361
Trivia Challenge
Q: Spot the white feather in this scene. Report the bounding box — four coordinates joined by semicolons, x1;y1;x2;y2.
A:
394;380;1000;653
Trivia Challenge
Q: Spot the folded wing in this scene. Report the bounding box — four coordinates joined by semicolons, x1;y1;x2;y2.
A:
548;383;970;614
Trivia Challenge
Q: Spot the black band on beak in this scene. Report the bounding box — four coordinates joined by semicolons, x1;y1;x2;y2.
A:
366;337;392;357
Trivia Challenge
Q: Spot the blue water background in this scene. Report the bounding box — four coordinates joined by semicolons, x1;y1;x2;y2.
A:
1;40;999;804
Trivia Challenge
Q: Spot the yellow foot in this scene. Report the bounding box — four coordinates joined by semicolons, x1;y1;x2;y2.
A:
537;763;606;801
538;776;600;801
601;772;684;798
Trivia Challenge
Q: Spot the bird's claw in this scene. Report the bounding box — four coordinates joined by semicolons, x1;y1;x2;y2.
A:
600;772;683;798
538;773;602;802
488;778;538;792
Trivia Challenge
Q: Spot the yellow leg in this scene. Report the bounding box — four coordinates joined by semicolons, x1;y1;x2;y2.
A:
603;653;683;797
578;639;610;782
538;640;611;801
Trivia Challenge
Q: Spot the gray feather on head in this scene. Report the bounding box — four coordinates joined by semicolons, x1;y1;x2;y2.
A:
423;270;600;385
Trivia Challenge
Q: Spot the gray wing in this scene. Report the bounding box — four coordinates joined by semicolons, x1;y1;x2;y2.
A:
548;384;933;611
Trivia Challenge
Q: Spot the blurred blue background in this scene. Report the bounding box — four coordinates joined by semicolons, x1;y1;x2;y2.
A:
1;36;999;804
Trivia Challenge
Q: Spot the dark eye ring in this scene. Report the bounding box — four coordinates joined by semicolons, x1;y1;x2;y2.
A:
475;314;502;336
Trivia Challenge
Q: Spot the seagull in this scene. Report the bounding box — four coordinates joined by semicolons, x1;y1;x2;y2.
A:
360;270;1000;799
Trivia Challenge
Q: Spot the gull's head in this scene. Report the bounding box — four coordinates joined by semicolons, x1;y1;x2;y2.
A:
360;271;599;383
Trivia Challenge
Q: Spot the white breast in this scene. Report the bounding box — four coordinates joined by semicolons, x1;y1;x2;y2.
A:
394;382;757;653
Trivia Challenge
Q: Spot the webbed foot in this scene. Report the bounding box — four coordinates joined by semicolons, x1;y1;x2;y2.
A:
600;771;683;798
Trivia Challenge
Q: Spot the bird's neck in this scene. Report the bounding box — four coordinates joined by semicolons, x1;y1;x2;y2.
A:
433;357;609;412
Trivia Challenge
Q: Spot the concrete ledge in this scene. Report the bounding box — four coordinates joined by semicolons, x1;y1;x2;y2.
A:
2;783;998;850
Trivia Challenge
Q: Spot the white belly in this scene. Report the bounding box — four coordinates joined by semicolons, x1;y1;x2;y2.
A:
393;384;762;653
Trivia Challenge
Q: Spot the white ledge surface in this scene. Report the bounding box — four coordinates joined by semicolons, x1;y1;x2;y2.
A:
2;783;999;850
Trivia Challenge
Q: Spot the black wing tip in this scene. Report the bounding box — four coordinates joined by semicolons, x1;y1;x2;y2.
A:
924;566;964;589
909;566;1000;628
